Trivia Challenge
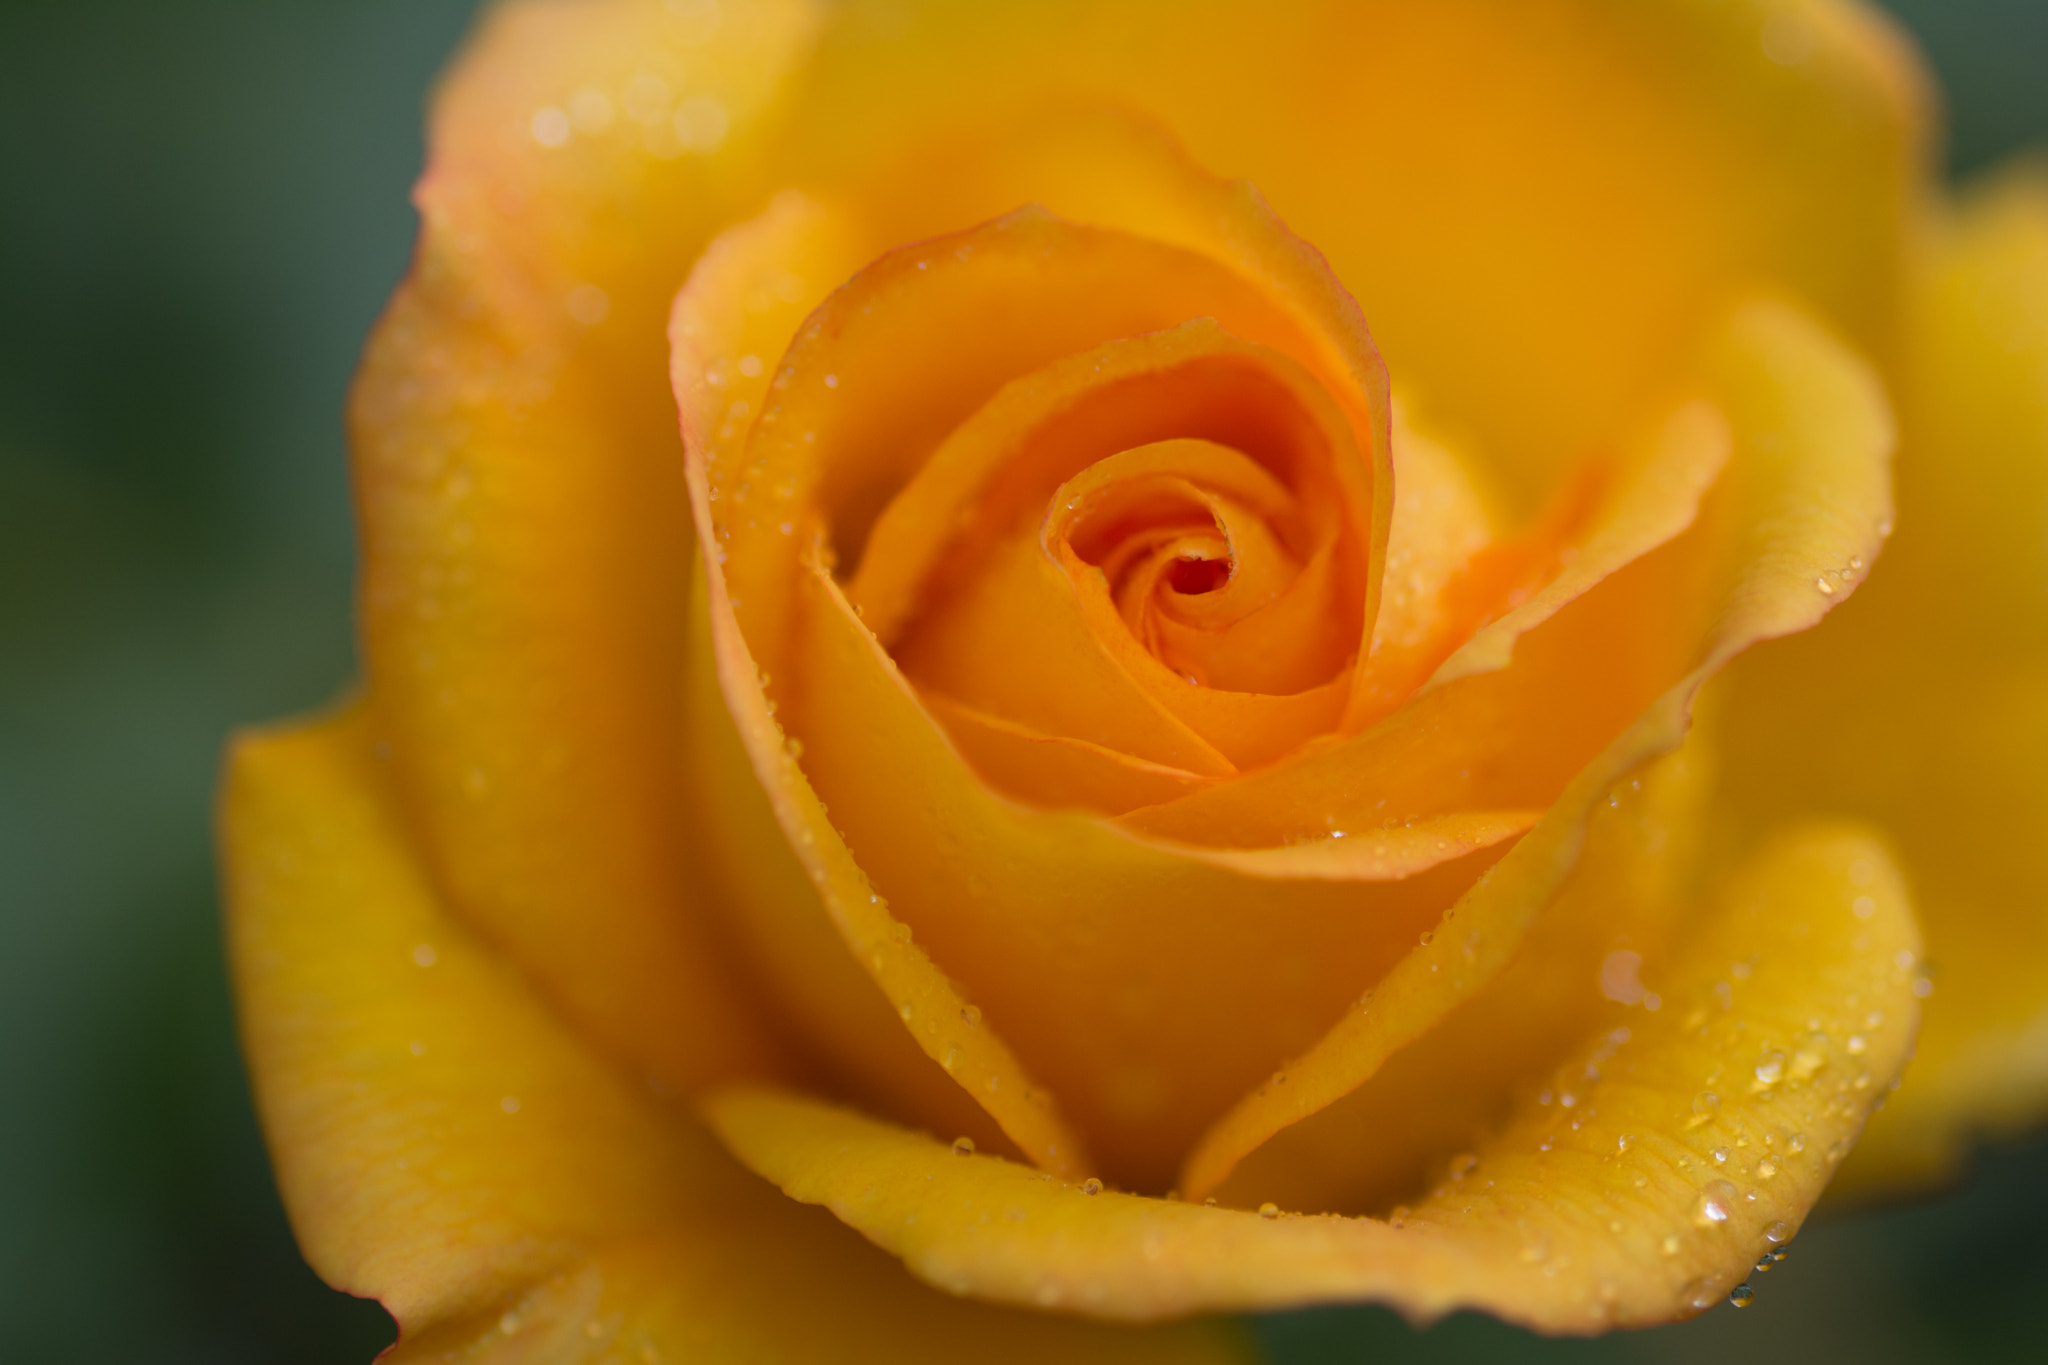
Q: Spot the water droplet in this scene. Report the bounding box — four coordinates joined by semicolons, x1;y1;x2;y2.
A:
1616;1133;1635;1153
408;1040;425;1057
1730;1284;1756;1308
1711;1146;1731;1164
1852;895;1876;919
1755;1254;1776;1274
1693;1091;1721;1120
1788;1133;1806;1153
1449;1152;1479;1180
1816;575;1834;595
1080;1178;1103;1195
1693;1179;1738;1227
1846;1034;1867;1056
1259;1202;1280;1219
500;1310;523;1335
1792;1032;1830;1079
1757;1155;1779;1179
823;373;839;389
961;1004;982;1026
500;1096;520;1114
1762;1219;1792;1245
412;943;438;967
1754;1050;1786;1087
952;1136;976;1157
891;922;912;944
1660;1234;1681;1256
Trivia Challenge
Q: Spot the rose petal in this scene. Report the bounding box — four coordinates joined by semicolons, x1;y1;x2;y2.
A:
349;0;823;1092
1720;163;2048;1193
1121;397;1734;849
920;690;1217;815
1177;298;1895;1198
705;820;1921;1328
781;548;1515;1190
884;323;1372;770
220;708;1242;1365
790;0;1927;490
1210;727;1713;1215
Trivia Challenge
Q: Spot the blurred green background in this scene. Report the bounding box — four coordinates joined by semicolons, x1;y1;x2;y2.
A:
1;2;2044;1360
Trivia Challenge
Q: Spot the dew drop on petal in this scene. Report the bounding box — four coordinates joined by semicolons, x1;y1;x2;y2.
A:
1080;1178;1103;1195
1693;1179;1738;1228
1730;1284;1756;1308
951;1136;976;1157
1259;1202;1280;1220
1763;1219;1793;1245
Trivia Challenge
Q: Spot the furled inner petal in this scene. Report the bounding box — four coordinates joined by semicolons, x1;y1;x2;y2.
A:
885;323;1374;773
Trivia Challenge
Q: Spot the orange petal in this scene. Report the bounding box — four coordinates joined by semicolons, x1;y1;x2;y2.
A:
1719;163;2048;1193
349;0;824;1092
1176;298;1894;1199
920;690;1217;815
886;322;1372;772
1209;722;1716;1216
221;707;1242;1365
685;551;1094;1176
705;820;1921;1328
1349;396;1500;718
788;0;1926;490
784;550;1513;1191
1122;396;1733;850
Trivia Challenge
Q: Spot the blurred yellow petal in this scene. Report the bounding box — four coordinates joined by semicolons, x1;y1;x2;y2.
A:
221;706;1242;1364
707;821;1921;1328
349;0;826;1092
1179;298;1894;1199
787;0;1927;493
1720;163;2048;1192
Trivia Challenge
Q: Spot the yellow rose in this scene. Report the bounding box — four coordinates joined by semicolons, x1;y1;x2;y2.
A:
218;0;2048;1355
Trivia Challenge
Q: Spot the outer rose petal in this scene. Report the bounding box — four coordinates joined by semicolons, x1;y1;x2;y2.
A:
783;0;1927;491
706;823;1922;1328
221;708;1246;1365
350;0;824;1093
1721;163;2048;1191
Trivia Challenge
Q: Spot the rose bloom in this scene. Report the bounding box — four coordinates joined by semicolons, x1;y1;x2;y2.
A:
220;0;2048;1357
